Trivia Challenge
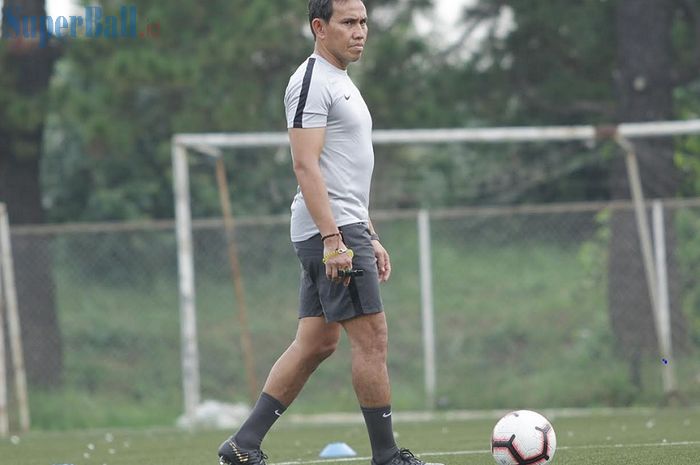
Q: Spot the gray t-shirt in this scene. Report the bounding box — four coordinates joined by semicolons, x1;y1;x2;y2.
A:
284;54;374;242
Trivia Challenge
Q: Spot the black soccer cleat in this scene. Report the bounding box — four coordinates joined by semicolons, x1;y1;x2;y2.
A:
217;437;268;465
371;448;443;465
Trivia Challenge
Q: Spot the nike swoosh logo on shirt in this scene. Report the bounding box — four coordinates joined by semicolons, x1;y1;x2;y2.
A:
274;409;282;416
344;94;351;100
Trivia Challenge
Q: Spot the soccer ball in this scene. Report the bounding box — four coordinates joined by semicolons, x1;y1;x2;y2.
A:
491;410;557;465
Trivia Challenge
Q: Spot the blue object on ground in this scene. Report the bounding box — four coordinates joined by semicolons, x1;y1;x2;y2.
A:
319;442;357;458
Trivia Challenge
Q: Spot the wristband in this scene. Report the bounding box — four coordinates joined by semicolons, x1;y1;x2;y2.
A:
370;233;380;241
321;232;341;242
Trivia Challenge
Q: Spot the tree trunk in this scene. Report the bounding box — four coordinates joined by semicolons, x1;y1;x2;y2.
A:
0;0;63;387
610;0;687;390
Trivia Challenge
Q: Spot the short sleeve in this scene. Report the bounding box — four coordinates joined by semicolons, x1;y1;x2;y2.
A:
284;58;330;129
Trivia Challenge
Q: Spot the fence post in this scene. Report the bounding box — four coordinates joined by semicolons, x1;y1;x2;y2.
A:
417;209;437;409
172;143;201;421
651;200;678;400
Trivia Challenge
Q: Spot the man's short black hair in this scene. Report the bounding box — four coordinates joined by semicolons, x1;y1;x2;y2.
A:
308;0;334;39
309;0;360;39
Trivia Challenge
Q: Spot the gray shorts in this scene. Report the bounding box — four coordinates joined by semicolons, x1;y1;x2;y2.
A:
292;222;383;322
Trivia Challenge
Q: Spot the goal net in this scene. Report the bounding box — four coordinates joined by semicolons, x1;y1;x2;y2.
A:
171;120;700;420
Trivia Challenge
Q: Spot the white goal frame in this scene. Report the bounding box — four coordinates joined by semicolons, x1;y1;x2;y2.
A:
0;203;30;436
172;119;700;421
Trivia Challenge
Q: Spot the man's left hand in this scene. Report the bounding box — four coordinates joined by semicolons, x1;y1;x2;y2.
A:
372;239;391;282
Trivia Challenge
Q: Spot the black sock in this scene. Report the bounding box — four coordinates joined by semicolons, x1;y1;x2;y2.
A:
361;405;399;465
233;392;287;450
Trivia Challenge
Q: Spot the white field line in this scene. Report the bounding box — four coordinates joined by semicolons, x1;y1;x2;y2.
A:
270;441;700;465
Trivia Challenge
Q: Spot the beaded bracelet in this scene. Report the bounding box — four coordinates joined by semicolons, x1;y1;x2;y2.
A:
322;248;354;264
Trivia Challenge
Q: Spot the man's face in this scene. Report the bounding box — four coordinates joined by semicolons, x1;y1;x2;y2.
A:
318;0;368;68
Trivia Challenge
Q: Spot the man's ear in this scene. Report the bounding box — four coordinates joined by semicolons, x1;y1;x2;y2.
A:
311;18;326;39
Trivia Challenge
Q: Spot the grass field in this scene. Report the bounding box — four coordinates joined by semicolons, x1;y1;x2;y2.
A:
3;408;699;465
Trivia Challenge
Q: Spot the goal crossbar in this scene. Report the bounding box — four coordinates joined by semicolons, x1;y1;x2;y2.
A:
171;119;700;420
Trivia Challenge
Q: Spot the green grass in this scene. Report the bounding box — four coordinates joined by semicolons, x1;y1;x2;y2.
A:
2;408;700;465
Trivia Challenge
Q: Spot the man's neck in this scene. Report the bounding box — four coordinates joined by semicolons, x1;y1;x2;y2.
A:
313;45;347;70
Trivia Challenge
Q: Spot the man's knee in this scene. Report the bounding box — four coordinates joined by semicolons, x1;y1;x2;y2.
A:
298;334;339;363
362;331;388;358
349;315;388;357
314;337;339;361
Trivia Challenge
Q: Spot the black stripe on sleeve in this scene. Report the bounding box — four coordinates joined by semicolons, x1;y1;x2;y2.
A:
293;58;316;128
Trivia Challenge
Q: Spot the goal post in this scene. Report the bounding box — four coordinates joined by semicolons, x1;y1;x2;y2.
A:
0;212;7;437
172;119;700;418
0;203;31;435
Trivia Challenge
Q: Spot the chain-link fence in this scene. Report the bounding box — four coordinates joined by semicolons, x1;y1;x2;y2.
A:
4;199;700;429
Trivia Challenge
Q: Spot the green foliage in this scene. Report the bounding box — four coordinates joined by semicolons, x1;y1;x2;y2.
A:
448;0;698;204
675;82;700;196
578;208;611;289
676;208;700;346
42;0;441;221
459;0;617;126
579;204;700;351
43;0;308;221
37;0;700;219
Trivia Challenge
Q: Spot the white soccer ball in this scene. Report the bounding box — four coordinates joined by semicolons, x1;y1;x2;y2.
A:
491;410;557;465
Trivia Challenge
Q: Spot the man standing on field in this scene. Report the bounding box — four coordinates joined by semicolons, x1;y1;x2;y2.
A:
217;2;441;465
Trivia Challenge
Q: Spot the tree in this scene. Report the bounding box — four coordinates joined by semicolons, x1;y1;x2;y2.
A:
454;0;698;395
0;0;63;386
43;0;313;221
609;0;695;390
43;0;436;220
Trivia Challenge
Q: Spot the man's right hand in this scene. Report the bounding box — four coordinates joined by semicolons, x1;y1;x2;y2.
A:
324;238;353;287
